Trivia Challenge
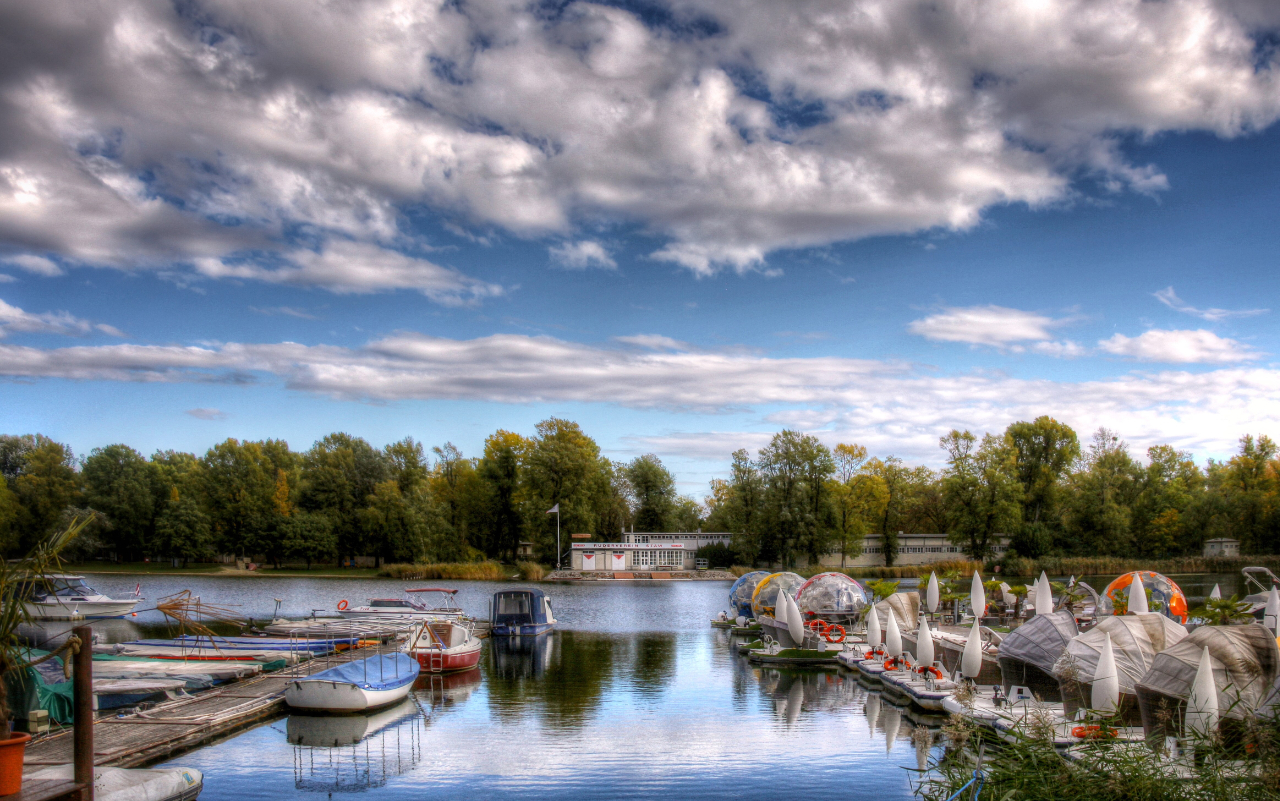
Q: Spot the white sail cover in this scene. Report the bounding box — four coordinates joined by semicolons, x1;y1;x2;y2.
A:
872;592;920;633
1054;613;1187;695
998;609;1078;674
1136;623;1280;719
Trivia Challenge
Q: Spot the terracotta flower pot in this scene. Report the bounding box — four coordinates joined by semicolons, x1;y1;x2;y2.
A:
0;731;32;796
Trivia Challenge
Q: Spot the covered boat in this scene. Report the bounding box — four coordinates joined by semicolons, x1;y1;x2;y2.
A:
285;653;420;713
23;765;202;801
728;571;770;618
997;609;1077;702
795;572;869;627
1053;613;1186;723
490;588;556;636
751;572;804;646
1098;571;1189;624
871;592;920;633
1135;623;1280;741
404;618;482;673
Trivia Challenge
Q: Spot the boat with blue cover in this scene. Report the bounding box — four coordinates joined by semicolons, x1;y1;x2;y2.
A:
490;589;556;636
285;653;421;713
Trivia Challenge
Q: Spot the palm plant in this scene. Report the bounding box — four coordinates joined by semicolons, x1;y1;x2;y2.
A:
1;517;90;734
1189;595;1254;626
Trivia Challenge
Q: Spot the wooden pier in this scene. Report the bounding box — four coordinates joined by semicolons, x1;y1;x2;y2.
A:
23;644;393;771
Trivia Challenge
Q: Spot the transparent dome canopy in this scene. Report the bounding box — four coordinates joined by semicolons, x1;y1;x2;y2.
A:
750;572;805;618
1098;570;1189;624
728;571;771;616
795;572;870;619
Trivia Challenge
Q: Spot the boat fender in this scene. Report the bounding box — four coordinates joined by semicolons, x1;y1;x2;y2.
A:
823;625;846;644
337;600;349;611
1071;725;1117;740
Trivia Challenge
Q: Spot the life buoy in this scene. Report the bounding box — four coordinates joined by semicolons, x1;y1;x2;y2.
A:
806;620;826;633
1071;725;1117;740
883;656;912;671
823;625;846;643
337;600;349;611
918;665;944;680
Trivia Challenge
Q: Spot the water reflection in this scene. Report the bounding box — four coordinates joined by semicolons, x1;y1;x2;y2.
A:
485;632;619;727
289;699;426;792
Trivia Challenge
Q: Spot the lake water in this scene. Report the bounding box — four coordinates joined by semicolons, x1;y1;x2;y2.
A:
52;575;943;800
43;569;1252;800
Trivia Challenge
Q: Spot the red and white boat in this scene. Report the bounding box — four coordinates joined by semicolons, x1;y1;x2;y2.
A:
404;618;482;673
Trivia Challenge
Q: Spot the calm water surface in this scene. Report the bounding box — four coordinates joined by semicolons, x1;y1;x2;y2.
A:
52;570;1251;800
63;576;939;800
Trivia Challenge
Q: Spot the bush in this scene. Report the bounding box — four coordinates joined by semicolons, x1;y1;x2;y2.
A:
379;562;505;580
695;542;735;568
516;561;545;580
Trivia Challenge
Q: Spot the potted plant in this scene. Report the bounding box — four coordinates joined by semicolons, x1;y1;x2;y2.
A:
0;518;88;795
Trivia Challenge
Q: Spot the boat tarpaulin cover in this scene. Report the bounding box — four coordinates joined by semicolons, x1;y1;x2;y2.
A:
999;609;1079;674
1136;623;1280;719
307;653;420;691
1053;613;1186;694
873;592;920;632
26;765;202;801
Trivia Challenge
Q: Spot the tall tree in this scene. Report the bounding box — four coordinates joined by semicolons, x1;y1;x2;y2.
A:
705;450;766;564
155;487;213;566
829;443;876;567
299;433;387;562
1061;429;1142;556
625;454;677;532
940;430;1023;560
477;431;528;561
757;430;836;566
82;444;155;561
1005;416;1079;557
523;418;607;562
9;436;81;551
1131;444;1203;558
862;456;911;566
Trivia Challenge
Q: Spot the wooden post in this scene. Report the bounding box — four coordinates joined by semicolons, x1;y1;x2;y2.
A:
72;625;94;801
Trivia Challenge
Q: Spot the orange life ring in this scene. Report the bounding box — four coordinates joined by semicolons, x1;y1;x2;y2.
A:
337;600;349;611
806;620;826;633
918;665;944;680
884;656;913;671
1071;725;1117;740
824;625;846;643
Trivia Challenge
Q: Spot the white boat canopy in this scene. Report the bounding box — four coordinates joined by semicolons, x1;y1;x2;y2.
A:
1054;613;1187;695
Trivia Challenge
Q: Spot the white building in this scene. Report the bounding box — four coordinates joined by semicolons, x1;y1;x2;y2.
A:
569;531;732;572
782;532;1010;568
1203;537;1240;557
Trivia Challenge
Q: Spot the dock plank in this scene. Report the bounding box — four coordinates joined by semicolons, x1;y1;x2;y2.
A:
23;645;389;769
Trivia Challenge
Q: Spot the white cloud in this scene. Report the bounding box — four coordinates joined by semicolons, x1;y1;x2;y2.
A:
194;241;503;304
1031;340;1086;358
0;275;14;283
0;0;1276;279
185;408;227;421
4;255;62;276
1098;329;1261;364
1154;287;1267;322
549;241;617;270
0;298;122;339
613;334;695;351
2;330;1279;463
907;305;1063;347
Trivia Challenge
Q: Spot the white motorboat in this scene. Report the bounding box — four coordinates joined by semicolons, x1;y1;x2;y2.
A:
285;653;421;713
404;618;483;673
337;588;464;620
22;574;140;620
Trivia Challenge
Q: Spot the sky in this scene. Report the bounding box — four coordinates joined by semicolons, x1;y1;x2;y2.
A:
2;0;1280;495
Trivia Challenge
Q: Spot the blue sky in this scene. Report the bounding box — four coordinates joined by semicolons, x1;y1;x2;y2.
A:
2;0;1279;495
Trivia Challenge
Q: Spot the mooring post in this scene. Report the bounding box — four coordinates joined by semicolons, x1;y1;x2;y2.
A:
72;624;94;801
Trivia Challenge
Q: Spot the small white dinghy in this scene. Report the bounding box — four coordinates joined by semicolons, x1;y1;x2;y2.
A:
23;765;202;801
286;653;420;713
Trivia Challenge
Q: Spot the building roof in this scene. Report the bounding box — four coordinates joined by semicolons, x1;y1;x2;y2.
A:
1204;537;1240;543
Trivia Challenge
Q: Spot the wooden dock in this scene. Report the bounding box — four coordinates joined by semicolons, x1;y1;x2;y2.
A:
23;644;392;770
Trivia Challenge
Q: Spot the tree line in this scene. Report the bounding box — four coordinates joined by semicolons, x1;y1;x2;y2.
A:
1;416;1277;567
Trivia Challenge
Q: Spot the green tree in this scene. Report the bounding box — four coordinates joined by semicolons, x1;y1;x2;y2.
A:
477;431;528;562
281;510;337;568
155;487;213;566
940;430;1023;560
625;454;677;531
360;480;424;565
1061;429;1142;556
704;449;765;564
82;444;156;561
523;418;608;562
1213;435;1280;554
0;477;17;555
1005;417;1079;557
757;430;836;566
829;443;878;567
8;435;81;551
385;437;429;494
299;433;387;562
1131;444;1203;557
863;456;912;566
201;438;294;559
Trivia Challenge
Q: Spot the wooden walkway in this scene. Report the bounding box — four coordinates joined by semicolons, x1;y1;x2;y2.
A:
23;645;391;770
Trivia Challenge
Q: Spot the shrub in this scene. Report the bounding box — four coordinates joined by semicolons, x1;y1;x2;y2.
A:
379;562;505;580
516;561;545;580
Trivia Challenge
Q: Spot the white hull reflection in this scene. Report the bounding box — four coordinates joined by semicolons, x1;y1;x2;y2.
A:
289;698;427;792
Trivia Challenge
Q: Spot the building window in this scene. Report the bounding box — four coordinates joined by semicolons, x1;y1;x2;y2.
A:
658;550;683;567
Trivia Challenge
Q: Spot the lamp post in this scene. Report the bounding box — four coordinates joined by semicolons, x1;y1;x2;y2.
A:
547;503;561;569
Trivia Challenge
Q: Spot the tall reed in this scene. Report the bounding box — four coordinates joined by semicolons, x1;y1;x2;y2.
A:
379;562;506;580
516;561;545;580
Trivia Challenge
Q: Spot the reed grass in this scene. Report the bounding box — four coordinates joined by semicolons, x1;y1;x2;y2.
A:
379;561;506;580
998;553;1280;579
516;561;545;580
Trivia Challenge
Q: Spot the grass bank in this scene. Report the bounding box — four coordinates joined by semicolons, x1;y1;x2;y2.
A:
64;561;547;580
379;561;549;581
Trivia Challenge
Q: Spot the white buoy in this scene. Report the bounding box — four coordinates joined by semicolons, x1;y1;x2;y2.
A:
1208;584;1221;602
1035;572;1053;615
999;582;1014;606
1091;632;1120;714
1127;574;1149;615
867;607;882;651
916;616;935;669
1266;587;1280;635
926;572;940;614
970;571;986;619
961;617;983;679
886;607;903;658
1185;646;1219;739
